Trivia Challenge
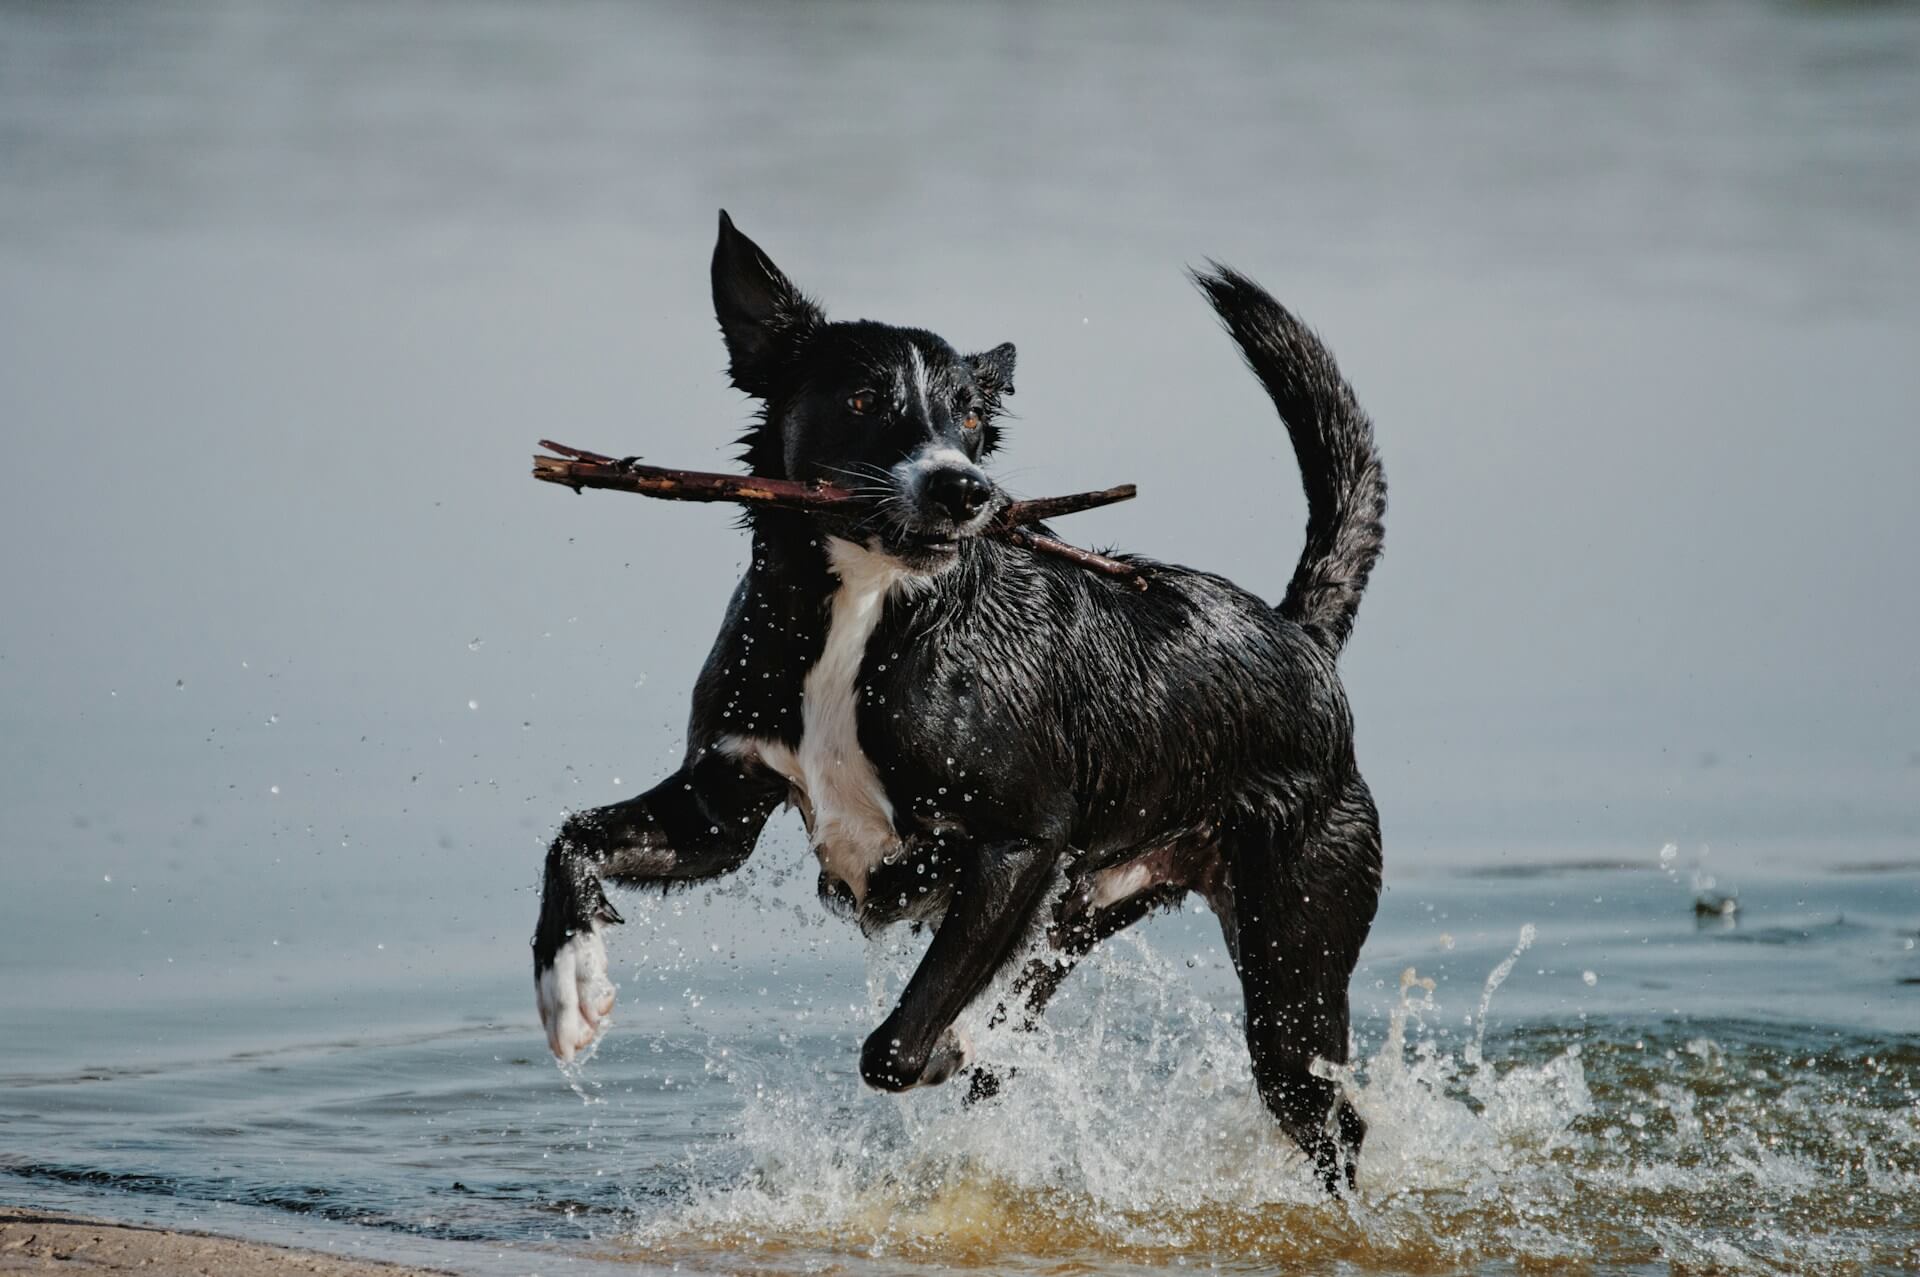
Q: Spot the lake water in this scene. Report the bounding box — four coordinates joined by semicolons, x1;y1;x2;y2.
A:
4;860;1918;1273
2;1;1917;1273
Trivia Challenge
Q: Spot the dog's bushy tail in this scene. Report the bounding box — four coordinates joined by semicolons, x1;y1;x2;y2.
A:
1192;266;1385;655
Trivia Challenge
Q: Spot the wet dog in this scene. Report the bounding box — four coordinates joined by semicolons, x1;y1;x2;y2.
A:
533;213;1386;1191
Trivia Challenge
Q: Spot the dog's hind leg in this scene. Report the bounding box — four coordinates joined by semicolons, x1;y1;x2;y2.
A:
534;748;786;1060
1221;776;1381;1193
1011;837;1223;1029
963;878;1189;1102
1015;876;1192;1023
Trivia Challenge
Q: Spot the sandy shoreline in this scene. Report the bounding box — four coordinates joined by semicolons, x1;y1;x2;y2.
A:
0;1207;454;1276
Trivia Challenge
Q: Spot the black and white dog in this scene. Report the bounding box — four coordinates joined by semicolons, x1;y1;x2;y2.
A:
534;213;1386;1191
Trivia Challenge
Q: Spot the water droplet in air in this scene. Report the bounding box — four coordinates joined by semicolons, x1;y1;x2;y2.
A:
270;784;280;795
468;700;479;711
1583;970;1598;986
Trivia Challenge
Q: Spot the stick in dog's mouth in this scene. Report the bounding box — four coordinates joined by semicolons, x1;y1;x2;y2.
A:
531;440;1149;589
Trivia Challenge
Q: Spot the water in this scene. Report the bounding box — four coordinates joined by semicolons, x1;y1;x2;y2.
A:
4;858;1917;1273
4;1;1919;1273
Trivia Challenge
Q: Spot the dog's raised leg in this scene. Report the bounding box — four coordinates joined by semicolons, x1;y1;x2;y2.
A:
533;749;785;1060
860;838;1059;1091
1221;789;1380;1194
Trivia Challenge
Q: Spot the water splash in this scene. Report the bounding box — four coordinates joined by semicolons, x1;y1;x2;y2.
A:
632;932;1580;1269
1470;922;1535;1062
619;920;1920;1274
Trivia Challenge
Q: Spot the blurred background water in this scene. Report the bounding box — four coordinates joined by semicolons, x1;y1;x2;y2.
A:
2;1;1917;1272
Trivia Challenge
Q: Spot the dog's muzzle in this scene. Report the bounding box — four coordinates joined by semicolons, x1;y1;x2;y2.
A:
922;467;993;524
864;448;1000;567
891;451;998;551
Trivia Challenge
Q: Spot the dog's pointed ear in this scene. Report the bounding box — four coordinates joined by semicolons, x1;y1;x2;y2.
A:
966;342;1016;455
966;342;1017;401
712;211;824;397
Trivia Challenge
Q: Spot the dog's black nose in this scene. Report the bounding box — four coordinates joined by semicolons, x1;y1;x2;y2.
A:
925;468;992;521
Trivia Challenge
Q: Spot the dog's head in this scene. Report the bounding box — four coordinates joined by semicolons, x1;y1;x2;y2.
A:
711;211;1016;572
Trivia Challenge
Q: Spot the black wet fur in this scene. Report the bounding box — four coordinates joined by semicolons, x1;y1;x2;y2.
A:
533;212;1387;1195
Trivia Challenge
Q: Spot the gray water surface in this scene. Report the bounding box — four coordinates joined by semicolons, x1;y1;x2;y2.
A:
3;2;1918;1272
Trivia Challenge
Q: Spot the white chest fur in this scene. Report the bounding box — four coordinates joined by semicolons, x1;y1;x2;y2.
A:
721;538;915;904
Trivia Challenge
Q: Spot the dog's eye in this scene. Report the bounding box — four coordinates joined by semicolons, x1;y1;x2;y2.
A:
846;389;879;416
953;392;981;431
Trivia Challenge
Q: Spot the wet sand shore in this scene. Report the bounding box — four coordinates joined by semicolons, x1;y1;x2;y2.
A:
0;1207;452;1276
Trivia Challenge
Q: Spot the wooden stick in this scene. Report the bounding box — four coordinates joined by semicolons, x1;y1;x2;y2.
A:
532;441;1149;589
533;442;1136;526
1002;527;1149;587
533;442;863;511
995;484;1137;529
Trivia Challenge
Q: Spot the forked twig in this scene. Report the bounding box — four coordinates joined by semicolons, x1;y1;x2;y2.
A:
532;441;1148;589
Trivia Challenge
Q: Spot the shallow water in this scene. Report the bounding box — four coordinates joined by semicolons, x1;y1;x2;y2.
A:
5;857;1917;1274
4;0;1919;1273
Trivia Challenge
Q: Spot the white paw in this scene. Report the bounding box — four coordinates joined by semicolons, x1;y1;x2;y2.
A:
536;926;615;1062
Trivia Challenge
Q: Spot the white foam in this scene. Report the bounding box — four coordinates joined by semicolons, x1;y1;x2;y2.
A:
636;932;1592;1251
621;919;1918;1273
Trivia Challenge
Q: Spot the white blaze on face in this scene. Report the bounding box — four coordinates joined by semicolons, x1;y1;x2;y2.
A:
906;343;933;425
537;923;615;1063
722;537;915;906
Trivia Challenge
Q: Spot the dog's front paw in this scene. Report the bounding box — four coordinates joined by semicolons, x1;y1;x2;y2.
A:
860;1023;971;1091
535;925;615;1062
